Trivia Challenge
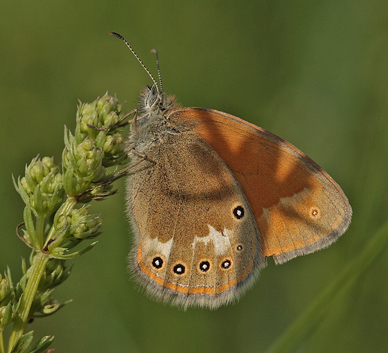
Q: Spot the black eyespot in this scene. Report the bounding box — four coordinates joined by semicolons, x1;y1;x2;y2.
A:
221;259;232;269
233;206;245;219
236;244;243;251
152;257;163;269
199;261;210;272
173;264;185;275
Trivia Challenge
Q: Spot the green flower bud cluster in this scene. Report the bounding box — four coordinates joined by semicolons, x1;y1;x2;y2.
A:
76;93;128;166
4;94;130;353
62;94;129;197
50;204;102;255
13;94;125;254
18;156;64;218
69;206;102;241
14;156;65;249
62;131;106;196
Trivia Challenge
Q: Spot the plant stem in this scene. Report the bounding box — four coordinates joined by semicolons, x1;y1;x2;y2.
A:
7;252;49;353
1;329;4;353
35;217;45;249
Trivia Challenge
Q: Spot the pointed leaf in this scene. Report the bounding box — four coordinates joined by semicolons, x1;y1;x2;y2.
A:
10;331;34;353
13;175;30;206
23;206;39;249
24;335;54;353
49;241;98;260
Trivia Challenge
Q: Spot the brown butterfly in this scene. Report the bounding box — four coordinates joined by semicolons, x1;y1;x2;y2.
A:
110;32;352;309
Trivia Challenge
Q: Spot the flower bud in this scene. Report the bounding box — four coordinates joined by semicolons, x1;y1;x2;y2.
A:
22;156;56;195
69;206;102;240
0;273;12;306
96;94;122;122
32;172;64;217
43;259;70;288
63;129;106;196
75;94;124;141
75;139;105;178
16;157;64;217
104;110;121;126
0;272;15;328
0;302;14;328
75;105;99;143
101;133;127;167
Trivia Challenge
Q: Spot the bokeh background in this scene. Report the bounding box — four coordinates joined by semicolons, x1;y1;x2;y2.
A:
1;1;387;352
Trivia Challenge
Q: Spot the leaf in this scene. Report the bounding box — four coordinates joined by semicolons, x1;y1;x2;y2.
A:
49;241;98;260
23;206;38;249
10;331;34;353
25;335;54;353
13;176;30;206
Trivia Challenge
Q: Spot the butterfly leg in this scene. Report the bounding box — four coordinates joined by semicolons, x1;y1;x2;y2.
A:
94;149;154;185
129;149;155;163
131;108;140;132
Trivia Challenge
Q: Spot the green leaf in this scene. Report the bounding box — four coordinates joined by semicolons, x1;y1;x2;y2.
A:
10;331;34;353
49;241;98;260
22;206;38;249
12;176;30;206
1;302;14;328
24;335;54;353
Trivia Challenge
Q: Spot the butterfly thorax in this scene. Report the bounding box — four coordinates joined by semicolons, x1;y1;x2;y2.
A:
127;86;182;153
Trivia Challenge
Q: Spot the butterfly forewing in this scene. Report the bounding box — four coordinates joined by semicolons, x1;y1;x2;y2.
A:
168;108;352;264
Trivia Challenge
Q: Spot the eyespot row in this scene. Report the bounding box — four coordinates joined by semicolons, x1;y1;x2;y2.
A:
151;257;233;275
150;244;244;276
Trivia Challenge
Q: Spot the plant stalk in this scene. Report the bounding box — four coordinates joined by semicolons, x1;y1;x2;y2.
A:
1;329;5;353
7;252;49;353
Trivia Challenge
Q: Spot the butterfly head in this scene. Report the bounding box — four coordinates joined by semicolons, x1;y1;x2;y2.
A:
139;85;176;118
109;32;178;135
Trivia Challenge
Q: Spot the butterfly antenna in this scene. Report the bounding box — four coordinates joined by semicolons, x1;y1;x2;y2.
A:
151;49;163;92
109;32;160;93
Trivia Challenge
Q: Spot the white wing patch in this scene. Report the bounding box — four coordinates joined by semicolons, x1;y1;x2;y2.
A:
142;237;173;258
193;225;232;256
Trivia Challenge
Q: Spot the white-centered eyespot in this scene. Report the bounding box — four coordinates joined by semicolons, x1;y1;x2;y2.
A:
173;263;186;275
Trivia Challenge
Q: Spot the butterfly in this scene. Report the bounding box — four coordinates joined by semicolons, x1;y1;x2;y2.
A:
110;32;352;309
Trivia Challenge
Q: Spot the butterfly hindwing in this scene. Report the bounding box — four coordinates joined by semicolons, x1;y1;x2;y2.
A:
126;131;263;308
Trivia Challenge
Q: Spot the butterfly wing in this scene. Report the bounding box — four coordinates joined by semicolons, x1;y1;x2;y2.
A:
168;108;352;264
126;132;264;309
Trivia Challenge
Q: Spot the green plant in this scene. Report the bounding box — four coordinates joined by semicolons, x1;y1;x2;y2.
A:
0;94;130;353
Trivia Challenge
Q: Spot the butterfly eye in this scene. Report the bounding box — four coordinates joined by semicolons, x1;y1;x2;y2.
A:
173;263;186;275
151;256;164;269
199;260;211;273
220;259;232;270
233;205;245;219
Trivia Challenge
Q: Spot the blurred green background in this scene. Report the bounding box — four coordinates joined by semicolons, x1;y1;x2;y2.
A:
1;1;387;352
